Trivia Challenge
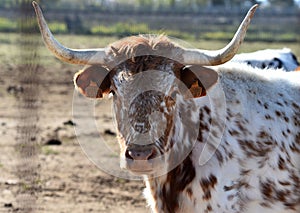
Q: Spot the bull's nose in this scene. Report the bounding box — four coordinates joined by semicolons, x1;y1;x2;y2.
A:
125;146;155;161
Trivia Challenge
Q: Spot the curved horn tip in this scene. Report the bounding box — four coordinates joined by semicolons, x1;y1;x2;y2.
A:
32;1;39;9
251;4;259;10
249;4;259;16
32;1;43;17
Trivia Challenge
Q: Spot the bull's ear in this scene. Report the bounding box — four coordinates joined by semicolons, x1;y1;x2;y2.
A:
180;65;218;98
74;65;111;98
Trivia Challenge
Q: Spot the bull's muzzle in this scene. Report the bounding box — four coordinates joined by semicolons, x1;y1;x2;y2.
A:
124;145;160;174
125;145;156;161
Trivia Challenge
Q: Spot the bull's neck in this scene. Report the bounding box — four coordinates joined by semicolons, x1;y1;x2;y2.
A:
144;95;213;213
172;95;212;146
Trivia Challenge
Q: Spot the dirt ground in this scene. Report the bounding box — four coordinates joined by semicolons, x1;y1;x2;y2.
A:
0;62;149;213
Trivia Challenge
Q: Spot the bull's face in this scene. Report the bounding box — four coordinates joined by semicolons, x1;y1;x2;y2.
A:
114;86;177;174
111;57;181;175
74;56;218;175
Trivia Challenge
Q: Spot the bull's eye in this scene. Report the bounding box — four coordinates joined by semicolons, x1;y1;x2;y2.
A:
170;91;178;100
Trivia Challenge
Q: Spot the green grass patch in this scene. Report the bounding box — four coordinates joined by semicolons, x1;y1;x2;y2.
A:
202;31;234;41
0;18;17;32
90;22;192;40
91;22;150;37
48;22;68;34
0;18;67;34
201;31;300;43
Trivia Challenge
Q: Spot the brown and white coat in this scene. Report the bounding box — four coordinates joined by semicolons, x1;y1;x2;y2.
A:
143;63;300;213
32;2;300;213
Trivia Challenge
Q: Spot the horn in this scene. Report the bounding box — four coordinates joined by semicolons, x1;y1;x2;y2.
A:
32;1;106;65
182;4;258;66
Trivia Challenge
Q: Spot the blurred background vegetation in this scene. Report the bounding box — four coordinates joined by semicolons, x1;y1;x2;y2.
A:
0;0;299;43
1;0;299;11
0;0;299;69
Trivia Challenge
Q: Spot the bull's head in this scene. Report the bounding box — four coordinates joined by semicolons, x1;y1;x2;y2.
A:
32;2;258;175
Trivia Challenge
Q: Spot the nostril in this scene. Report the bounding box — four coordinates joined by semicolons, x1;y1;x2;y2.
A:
148;148;157;160
125;150;134;160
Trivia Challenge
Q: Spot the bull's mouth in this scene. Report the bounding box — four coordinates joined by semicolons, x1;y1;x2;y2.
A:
123;158;164;175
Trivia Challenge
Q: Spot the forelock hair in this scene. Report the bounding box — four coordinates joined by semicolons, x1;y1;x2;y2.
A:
106;35;184;63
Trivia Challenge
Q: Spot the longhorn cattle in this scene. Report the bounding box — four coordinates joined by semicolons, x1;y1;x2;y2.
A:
33;2;300;213
233;48;300;71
